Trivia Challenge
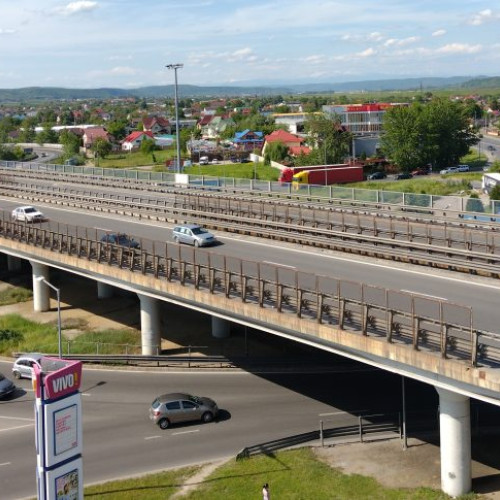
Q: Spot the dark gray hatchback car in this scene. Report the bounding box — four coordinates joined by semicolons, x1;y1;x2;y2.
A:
149;392;219;429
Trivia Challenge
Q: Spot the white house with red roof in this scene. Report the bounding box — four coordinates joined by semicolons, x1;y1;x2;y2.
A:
262;130;306;156
121;131;154;151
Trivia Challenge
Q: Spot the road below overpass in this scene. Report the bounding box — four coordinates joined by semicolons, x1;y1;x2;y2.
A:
0;358;446;500
1;196;499;334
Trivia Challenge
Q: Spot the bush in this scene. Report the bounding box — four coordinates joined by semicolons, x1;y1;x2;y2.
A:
490;184;500;201
465;193;484;212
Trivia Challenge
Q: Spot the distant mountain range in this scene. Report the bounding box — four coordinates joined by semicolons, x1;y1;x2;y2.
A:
0;76;498;102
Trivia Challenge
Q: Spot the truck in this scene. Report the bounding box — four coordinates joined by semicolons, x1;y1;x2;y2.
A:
279;164;346;183
292;165;364;188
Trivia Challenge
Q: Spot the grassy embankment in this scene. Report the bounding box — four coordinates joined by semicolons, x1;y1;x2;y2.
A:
81;448;461;500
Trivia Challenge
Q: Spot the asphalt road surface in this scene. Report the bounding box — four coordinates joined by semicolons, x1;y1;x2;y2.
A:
0;359;441;500
1;197;500;333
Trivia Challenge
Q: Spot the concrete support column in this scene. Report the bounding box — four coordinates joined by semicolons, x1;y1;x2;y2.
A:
138;294;161;355
436;387;471;497
31;261;50;312
211;316;230;339
97;282;114;299
7;255;22;272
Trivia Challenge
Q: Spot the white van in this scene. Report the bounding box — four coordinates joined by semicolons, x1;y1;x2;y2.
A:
199;156;209;165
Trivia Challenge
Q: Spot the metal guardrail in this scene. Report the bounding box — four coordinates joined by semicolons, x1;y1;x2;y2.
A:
1;218;497;369
0;160;494;214
236;413;403;460
2;181;500;278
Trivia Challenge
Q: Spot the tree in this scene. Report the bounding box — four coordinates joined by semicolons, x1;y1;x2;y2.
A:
264;141;289;165
380;104;425;170
19;117;37;143
489;184;500;202
140;138;156;154
105;120;128;140
382;99;481;170
59;130;81;158
37;125;58;145
304;113;352;165
92;137;112;161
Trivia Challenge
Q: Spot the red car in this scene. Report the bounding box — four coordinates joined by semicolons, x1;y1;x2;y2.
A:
411;168;429;176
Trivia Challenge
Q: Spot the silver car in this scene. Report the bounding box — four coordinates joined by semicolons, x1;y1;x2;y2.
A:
0;372;16;399
149;392;219;429
11;206;46;223
172;224;216;247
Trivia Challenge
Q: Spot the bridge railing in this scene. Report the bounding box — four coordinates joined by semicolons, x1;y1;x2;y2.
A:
1;217;497;368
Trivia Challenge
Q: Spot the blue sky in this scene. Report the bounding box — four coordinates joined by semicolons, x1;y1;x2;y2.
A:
0;0;498;89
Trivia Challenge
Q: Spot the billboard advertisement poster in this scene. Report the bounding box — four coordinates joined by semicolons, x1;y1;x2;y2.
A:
45;457;83;500
43;392;82;467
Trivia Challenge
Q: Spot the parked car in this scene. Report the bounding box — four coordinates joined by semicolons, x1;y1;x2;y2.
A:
12;353;44;380
367;171;387;180
211;159;219;165
100;233;140;249
396;172;413;180
0;372;16;399
11;206;46;223
488;145;496;151
440;167;460;175
149;392;219;429
457;164;470;172
411;168;429;176
172;224;217;247
199;156;209;165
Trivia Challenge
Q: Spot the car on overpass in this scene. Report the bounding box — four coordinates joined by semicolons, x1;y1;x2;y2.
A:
100;233;140;249
11;206;46;223
172;224;217;247
149;392;219;429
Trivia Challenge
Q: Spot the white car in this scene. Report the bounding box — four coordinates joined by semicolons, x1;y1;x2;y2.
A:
440;167;460;175
457;164;470;172
11;206;45;223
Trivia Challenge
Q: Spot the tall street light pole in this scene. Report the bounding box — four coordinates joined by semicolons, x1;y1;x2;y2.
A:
166;63;183;173
36;277;62;358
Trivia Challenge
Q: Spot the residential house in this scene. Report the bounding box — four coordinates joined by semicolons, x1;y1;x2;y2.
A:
121;131;154;151
142;116;171;135
202;116;235;139
262;130;305;156
232;129;264;151
82;127;113;150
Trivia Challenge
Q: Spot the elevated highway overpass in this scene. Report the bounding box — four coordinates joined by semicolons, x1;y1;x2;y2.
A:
2;164;500;496
1;216;500;496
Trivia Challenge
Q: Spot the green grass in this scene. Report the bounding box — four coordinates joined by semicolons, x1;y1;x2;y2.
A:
98;150;174;169
0;286;33;306
81;448;458;500
182;162;280;180
0;314;140;356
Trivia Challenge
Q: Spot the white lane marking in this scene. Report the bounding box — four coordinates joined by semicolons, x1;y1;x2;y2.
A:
144;435;162;440
242;238;500;291
95;227;112;232
401;290;448;301
0;462;11;467
0;424;34;432
172;429;200;436
81;393;91;396
0;416;35;422
263;261;296;269
319;409;367;417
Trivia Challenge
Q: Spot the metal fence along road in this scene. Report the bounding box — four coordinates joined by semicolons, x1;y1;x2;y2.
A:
2;218;499;369
1;160;499;217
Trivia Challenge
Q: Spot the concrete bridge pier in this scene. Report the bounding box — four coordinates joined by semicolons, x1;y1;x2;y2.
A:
30;261;50;312
436;387;471;497
138;294;161;355
7;255;22;272
211;316;230;339
97;282;114;299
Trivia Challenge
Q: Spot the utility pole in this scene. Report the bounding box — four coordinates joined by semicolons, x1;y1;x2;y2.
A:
166;63;183;173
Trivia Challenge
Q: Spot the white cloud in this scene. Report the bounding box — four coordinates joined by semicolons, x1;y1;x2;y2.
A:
432;29;446;37
384;36;419;47
88;66;138;78
436;43;482;54
469;9;496;26
55;1;98;16
356;47;376;57
367;32;384;42
0;28;16;35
